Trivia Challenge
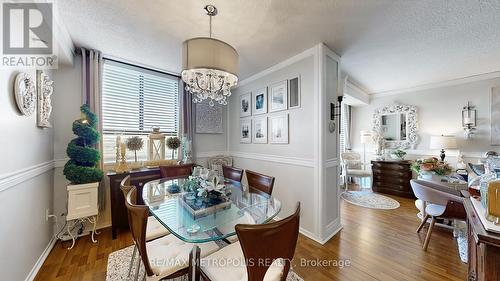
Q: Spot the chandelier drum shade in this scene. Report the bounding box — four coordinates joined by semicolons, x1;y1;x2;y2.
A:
181;5;239;106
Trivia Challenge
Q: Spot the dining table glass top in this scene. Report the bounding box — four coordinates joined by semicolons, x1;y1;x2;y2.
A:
142;177;281;243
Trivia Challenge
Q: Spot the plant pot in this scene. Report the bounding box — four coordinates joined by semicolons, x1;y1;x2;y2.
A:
67;182;99;220
418;172;443;182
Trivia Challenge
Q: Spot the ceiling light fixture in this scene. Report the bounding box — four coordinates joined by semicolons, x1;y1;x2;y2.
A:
181;5;238;106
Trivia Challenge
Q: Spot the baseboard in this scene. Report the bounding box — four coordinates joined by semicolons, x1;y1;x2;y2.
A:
24;236;56;281
320;220;343;245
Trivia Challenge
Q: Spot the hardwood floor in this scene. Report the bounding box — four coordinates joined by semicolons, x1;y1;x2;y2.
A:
35;193;466;281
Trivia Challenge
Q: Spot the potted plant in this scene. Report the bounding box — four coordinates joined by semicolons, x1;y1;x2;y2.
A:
63;105;103;220
391;149;407;160
410;157;452;181
167;136;181;159
126;136;144;163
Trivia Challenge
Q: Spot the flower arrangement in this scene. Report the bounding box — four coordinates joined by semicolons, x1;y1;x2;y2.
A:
410;157;453;176
126;136;144;162
167;136;181;159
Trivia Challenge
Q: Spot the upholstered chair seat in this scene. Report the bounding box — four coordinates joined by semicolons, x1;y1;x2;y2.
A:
146;216;170;241
146;235;220;280
218;212;256;243
200;241;284;281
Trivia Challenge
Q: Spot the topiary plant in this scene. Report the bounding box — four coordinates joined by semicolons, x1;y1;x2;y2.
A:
63;104;103;184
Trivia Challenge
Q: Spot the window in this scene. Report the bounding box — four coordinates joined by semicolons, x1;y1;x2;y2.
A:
101;60;180;163
339;103;350;153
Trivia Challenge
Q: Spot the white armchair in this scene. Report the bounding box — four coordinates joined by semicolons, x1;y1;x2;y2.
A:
340;151;372;191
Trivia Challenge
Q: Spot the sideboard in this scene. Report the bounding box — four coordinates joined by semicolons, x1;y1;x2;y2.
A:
107;168;161;239
464;197;500;281
371;160;415;198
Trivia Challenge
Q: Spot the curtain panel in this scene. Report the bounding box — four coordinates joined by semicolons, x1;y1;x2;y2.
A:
181;84;195;161
81;48;105;210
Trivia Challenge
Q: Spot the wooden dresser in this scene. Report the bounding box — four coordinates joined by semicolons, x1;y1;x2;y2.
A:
107;168;161;239
371;160;414;198
464;198;500;281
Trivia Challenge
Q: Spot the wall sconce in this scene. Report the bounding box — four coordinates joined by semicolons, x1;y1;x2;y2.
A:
329;96;343;133
462;101;476;139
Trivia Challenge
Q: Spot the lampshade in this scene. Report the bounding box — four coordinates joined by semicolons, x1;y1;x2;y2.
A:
429;135;457;149
360;131;372;144
182;37;239;76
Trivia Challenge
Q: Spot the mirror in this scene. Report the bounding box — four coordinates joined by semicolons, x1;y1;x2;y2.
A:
381;113;407;141
373;104;418;149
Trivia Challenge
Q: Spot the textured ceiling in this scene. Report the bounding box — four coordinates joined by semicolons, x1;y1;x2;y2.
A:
57;0;500;93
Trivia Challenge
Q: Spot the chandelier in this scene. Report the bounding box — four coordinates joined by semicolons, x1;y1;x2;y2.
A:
181;5;239;106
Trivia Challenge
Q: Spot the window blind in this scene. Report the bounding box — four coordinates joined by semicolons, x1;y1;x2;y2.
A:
101;60;180;163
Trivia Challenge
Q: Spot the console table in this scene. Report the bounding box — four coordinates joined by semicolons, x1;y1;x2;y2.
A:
107;167;161;239
464;197;500;281
371;160;415;198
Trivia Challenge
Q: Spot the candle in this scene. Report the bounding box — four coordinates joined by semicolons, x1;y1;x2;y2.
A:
120;142;126;157
464;117;473;125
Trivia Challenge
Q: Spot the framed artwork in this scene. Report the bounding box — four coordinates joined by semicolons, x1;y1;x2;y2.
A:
252;87;267;115
269;114;289;144
240;118;252;143
491;87;500;145
240;92;252;117
269;80;288;112
252;116;268;144
288;76;300;109
195;102;223;134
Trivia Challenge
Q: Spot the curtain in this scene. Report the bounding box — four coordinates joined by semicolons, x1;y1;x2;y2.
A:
181;84;195;161
343;104;352;151
81;48;105;211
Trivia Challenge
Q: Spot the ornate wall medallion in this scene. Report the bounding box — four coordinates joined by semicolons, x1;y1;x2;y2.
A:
14;72;36;116
37;71;54;128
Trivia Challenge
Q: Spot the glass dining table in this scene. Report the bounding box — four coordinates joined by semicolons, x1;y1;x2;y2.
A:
142;177;281;243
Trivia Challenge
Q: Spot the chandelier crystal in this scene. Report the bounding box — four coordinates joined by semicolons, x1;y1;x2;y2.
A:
181;5;239;106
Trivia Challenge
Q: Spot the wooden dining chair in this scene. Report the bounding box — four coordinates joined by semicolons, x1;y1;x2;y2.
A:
159;163;194;179
410;179;466;250
246;170;275;196
222;165;243;182
120;176;170;278
189;203;301;281
124;187;220;281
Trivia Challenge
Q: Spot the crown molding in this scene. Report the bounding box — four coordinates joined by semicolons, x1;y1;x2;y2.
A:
370;71;500;98
236;44;319;88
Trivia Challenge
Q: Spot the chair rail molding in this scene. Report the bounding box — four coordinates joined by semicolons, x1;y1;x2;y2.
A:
229;151;314;167
0;160;55;192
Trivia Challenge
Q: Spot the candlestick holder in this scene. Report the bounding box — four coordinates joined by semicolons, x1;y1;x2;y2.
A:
115;150;129;173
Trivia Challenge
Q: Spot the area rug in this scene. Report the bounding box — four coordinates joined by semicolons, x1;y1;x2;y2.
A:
106;245;304;281
341;191;400;210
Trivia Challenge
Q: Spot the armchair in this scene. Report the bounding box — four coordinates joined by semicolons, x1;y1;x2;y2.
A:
340;151;372;191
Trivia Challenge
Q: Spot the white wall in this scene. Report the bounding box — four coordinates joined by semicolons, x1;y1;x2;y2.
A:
0;69;55;281
228;56;318;235
351;77;500;164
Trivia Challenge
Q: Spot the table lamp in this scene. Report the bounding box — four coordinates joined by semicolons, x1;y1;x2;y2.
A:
429;135;457;161
360;131;372;167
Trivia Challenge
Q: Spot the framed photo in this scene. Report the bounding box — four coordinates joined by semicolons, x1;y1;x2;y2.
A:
288;76;300;109
269;80;288;112
240;92;251;117
240;118;252;143
252;87;267;115
269;114;289;144
252;116;268;144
